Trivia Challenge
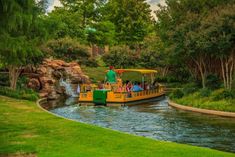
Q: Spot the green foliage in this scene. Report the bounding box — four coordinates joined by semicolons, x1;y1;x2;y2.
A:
182;83;199;96
46;37;98;66
0;0;46;89
199;88;212;97
155;76;180;83
0;73;9;86
0;0;46;66
0;86;38;101
102;46;139;68
103;0;153;44
170;89;184;99
155;0;235;89
212;89;235;100
206;74;221;90
45;8;86;41
87;21;116;46
173;88;235;112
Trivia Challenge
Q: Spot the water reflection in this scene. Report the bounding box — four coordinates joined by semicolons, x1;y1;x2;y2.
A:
46;99;235;153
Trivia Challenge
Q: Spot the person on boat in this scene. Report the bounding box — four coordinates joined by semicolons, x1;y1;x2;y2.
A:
77;84;80;94
86;81;92;91
117;85;123;92
98;81;104;90
105;66;117;84
132;82;143;92
125;80;132;97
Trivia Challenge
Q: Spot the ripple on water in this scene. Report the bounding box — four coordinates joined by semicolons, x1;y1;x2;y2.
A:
49;99;235;153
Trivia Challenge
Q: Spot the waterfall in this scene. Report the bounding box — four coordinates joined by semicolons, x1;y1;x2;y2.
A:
59;79;78;97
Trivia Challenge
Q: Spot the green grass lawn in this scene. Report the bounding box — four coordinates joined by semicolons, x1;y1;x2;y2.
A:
0;96;235;157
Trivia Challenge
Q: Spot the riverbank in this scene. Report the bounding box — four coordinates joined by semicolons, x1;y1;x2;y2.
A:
169;101;235;118
171;89;235;112
1;96;234;157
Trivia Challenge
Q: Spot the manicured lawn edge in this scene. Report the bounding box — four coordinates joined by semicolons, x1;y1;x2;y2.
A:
1;96;235;157
169;101;235;118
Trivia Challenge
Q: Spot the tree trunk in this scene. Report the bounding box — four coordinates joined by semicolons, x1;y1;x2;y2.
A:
8;65;22;90
220;53;235;90
193;56;207;89
220;58;227;89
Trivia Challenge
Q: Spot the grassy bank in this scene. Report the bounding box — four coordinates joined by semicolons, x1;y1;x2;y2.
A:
171;89;235;112
0;96;234;157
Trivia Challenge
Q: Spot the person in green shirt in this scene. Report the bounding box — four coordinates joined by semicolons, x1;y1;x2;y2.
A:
105;66;117;83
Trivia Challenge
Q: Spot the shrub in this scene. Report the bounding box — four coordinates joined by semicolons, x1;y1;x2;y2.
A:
206;74;221;90
46;37;96;65
182;83;199;95
212;89;235;100
169;89;184;99
0;86;39;101
102;46;139;68
155;76;179;83
82;58;98;67
0;72;9;86
199;88;211;97
17;76;29;89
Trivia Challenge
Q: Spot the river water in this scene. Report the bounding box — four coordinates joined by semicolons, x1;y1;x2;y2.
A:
43;98;235;153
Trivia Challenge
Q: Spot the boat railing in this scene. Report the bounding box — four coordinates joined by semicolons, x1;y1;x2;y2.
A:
80;83;165;100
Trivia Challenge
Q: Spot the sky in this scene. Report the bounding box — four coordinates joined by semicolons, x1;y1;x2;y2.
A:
47;0;166;14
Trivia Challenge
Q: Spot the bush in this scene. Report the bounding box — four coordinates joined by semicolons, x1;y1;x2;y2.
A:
182;83;199;95
0;72;9;86
155;76;179;83
169;89;184;99
46;37;97;65
102;46;139;68
211;89;235;100
17;76;29;89
206;74;221;90
81;58;98;67
199;88;211;97
0;86;39;101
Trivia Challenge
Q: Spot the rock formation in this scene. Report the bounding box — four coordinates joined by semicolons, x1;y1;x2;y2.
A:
27;59;89;99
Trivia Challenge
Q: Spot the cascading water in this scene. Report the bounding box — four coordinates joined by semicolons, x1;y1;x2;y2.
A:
59;78;78;97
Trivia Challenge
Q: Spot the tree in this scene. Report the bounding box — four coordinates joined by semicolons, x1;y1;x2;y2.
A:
103;0;153;46
155;0;235;88
87;21;116;47
200;4;235;90
0;0;46;90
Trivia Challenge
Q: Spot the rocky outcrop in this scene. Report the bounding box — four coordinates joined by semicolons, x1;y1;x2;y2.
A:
27;59;89;99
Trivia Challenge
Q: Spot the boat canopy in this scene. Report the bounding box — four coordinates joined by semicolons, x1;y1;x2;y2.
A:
115;69;157;74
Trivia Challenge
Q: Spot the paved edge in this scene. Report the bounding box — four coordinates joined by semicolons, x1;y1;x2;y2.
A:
168;101;235;118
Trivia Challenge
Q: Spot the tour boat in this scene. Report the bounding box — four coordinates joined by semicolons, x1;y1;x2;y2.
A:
78;69;165;106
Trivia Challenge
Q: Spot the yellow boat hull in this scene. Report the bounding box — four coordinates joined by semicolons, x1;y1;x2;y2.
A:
79;89;165;106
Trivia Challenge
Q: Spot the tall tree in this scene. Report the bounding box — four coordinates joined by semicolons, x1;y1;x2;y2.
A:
200;4;235;90
104;0;153;46
0;0;46;89
155;0;235;88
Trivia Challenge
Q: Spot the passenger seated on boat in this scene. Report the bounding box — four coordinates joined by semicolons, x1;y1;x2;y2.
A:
144;81;150;90
117;85;123;92
125;80;132;97
132;82;143;92
98;81;104;89
86;82;92;91
152;80;159;90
